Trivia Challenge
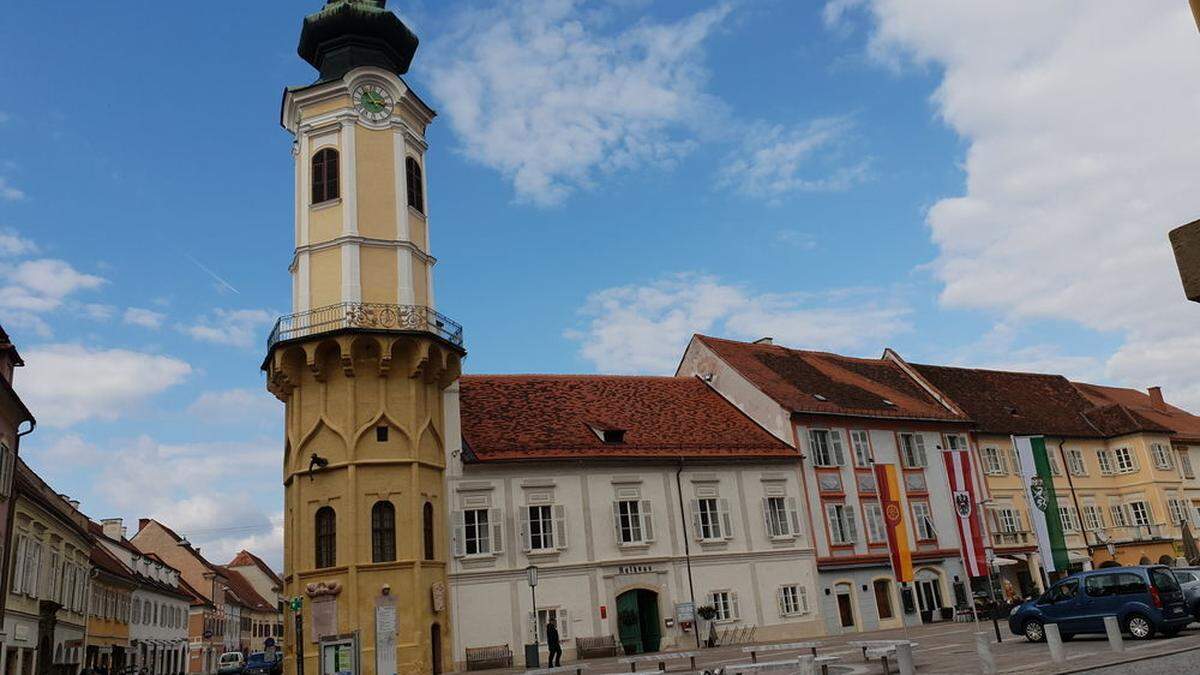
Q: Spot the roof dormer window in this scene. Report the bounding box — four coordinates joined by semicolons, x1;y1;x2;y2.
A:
587;422;626;444
881;399;895;407
813;394;828;402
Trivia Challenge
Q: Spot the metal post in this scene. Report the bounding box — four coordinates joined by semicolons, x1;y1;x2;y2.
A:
531;583;539;659
1045;623;1065;663
984;563;1002;642
676;462;702;650
294;611;304;675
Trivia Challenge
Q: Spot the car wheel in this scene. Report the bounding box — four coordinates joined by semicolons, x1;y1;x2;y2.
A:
1023;619;1046;642
1124;613;1156;640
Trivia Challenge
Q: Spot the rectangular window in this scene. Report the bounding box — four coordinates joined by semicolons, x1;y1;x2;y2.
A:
1128;501;1151;526
982;448;1004;475
825;503;858;545
614;500;654;544
850;430;872;466
809;430;845;467
863;501;886;544
1067;449;1087;476
709;590;739;622
998;508;1019;533
912;501;936;541
1048;453;1062;476
1181;450;1196;479
1114;447;1137;473
1083;505;1104;531
898;433;927;468
763;497;798;539
464;508;491;555
527;505;555;550
778;585;808;617
694;498;731;541
1097;450;1114;475
533;607;569;642
1152;443;1174;470
1110;503;1130;527
1168;499;1188;525
1057;505;1079;532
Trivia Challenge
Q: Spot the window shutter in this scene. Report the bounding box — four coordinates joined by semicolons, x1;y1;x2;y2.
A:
553;504;568;551
830;431;846;466
786;497;800;537
824;504;840;544
731;592;741;620
641;500;654;542
844;505;859;543
490;507;505;554
799;586;809;613
761;498;773;537
719;499;733;540
612;502;624;544
691;500;703;541
11;536;25;595
777;587;786;616
451;510;465;558
558;608;569;639
520;507;532;552
27;542;40;598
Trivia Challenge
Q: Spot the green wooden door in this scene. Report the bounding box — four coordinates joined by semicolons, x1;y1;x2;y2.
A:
616;591;643;654
637;591;662;653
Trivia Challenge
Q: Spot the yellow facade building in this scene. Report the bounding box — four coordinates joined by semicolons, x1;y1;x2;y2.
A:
85;541;135;673
265;2;463;674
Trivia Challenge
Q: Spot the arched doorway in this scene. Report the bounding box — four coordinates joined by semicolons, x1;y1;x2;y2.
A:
430;623;442;674
615;589;662;655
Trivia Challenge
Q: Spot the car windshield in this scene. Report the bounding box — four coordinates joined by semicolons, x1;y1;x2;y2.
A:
1150;567;1181;592
220;655;241;663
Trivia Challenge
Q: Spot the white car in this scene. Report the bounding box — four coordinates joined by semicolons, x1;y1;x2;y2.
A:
217;652;245;675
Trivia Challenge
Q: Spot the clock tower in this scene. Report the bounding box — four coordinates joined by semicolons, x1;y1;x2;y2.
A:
265;2;463;674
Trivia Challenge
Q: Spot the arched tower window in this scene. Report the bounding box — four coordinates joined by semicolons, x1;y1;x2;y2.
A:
312;148;340;204
406;156;424;213
423;501;435;561
315;506;336;568
371;501;396;563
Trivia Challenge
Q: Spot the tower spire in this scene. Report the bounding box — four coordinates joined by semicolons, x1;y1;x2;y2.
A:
298;0;419;82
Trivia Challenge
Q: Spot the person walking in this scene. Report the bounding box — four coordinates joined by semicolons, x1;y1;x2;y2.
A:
546;619;562;667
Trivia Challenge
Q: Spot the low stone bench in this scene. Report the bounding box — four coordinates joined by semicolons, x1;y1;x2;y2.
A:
725;655;837;675
848;640;918;662
617;651;698;672
742;641;823;662
465;644;513;671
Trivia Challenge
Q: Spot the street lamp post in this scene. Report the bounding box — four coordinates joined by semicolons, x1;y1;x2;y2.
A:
526;565;539;668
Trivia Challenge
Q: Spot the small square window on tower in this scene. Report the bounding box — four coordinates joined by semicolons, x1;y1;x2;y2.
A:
376;426;388;442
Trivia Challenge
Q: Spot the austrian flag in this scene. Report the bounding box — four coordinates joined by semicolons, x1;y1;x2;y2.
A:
942;447;988;578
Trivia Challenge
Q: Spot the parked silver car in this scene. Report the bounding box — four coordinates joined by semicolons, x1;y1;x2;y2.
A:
1170;567;1200;620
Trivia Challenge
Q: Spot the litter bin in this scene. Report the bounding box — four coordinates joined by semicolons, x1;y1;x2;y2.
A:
524;644;540;669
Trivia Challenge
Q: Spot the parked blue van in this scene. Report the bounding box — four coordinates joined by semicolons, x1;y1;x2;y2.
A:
1008;565;1191;641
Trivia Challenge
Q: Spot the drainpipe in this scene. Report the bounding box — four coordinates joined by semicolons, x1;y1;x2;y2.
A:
1057;440;1090;567
675;459;701;650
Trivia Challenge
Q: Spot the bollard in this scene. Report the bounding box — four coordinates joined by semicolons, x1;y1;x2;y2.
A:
1103;616;1125;653
975;631;996;675
895;642;915;675
797;654;816;675
1045;623;1065;663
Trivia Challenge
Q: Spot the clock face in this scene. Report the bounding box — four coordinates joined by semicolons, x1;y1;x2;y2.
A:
353;84;394;122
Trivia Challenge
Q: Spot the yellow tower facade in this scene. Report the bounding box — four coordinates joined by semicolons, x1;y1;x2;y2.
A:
265;2;463;674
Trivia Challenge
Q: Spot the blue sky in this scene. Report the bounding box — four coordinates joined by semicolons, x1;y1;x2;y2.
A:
2;1;1198;567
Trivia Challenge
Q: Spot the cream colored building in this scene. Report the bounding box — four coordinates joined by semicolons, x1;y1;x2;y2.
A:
444;375;821;669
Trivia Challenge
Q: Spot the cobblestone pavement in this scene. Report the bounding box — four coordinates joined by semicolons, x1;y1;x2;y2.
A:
454;619;1200;674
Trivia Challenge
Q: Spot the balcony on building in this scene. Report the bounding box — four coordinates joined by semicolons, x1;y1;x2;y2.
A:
265;302;464;352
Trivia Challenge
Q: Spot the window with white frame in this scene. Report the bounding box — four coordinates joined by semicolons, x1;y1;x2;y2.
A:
1168;498;1188;525
850;430;872;466
532;607;569;643
912;501;936;540
863;501;886;544
898;433;927;468
945;434;968;451
693;498;731;541
997;508;1020;533
1057;505;1079;532
825;503;858;545
1181;451;1196;479
1114;447;1137;474
1066;449;1087;476
709;590;740;622
1152;443;1174;470
1110;503;1130;527
1083;505;1104;531
1128;501;1151;526
459;507;504;557
809;429;845;467
762;497;799;539
778;584;808;617
521;504;567;552
982;448;1004;475
1097;450;1114;475
614;499;654;545
1048;453;1062;476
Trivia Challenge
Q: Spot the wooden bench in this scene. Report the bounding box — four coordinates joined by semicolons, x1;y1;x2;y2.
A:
465;644;513;671
576;635;620;659
525;665;589;675
742;641;823;663
617;651;698;672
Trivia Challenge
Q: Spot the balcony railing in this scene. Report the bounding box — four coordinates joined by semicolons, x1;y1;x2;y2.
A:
1105;523;1165;542
266;302;464;351
991;530;1032;547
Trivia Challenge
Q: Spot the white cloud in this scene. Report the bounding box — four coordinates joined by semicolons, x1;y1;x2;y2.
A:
568;273;911;373
0;259;106;313
0;230;36;256
719;117;870;200
0;178;23;201
182;308;274;348
17;344;192;427
428;0;732;205
852;1;1200;409
83;304;116;321
187;388;279;422
123;307;166;329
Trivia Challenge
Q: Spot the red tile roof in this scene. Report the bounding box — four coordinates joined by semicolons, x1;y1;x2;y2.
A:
1073;382;1200;442
459;374;795;461
216;566;275;612
228;550;283;590
693;335;964;422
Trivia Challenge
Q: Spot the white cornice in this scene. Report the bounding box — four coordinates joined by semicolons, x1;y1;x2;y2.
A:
288;235;436;272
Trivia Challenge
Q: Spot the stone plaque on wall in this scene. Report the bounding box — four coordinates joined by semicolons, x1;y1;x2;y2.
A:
311;596;337;642
375;595;397;675
431;581;446;613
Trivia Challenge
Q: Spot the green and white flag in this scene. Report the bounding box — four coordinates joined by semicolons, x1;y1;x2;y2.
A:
1012;435;1069;573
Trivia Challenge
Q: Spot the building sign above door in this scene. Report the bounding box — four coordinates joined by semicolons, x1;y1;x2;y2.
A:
617;564;656;575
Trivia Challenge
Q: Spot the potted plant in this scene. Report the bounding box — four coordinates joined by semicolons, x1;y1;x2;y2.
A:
696;605;718;648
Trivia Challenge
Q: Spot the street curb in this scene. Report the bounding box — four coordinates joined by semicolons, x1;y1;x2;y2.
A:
1053;642;1200;674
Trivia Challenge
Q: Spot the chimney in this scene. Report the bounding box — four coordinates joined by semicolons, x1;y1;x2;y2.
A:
101;518;124;541
1148;386;1167;409
754;337;774;346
